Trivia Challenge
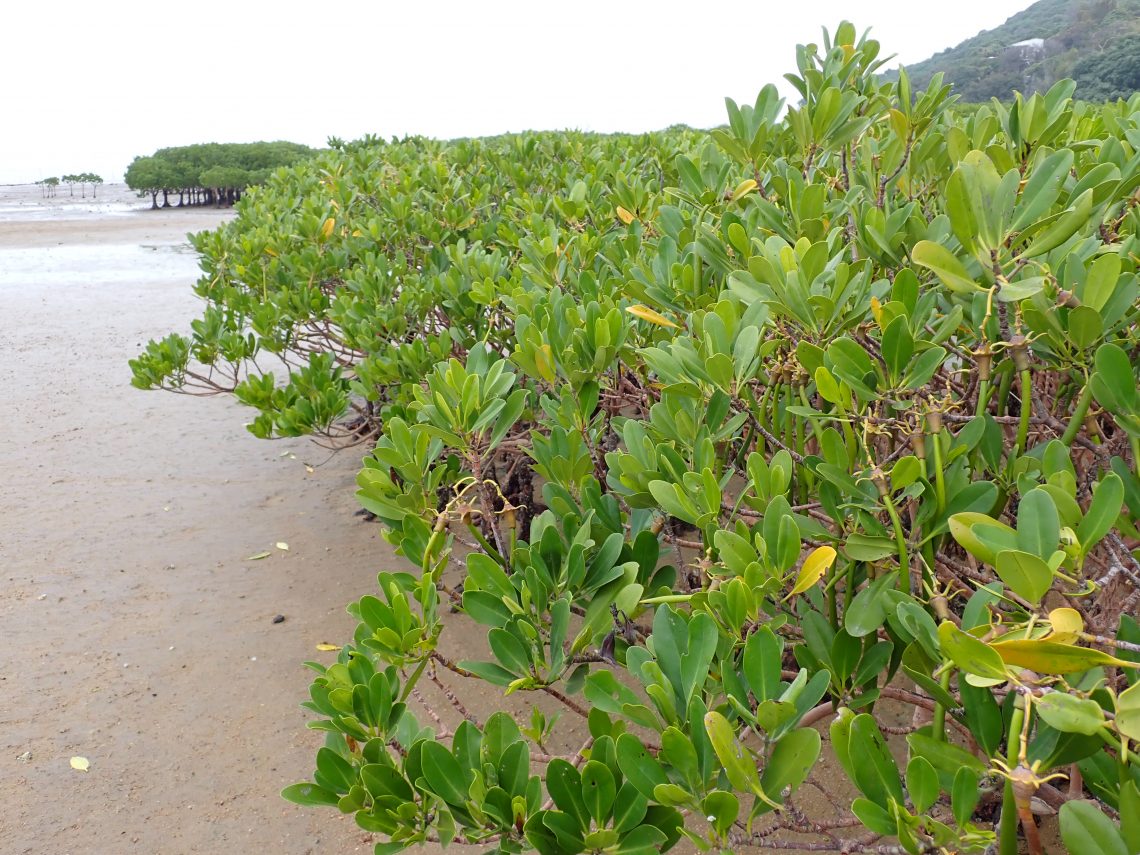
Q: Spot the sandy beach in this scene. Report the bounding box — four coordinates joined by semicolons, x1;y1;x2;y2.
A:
0;184;392;853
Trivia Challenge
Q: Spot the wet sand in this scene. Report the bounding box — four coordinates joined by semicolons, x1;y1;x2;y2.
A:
0;185;391;853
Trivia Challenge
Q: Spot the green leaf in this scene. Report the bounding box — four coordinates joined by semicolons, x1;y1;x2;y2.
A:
960;680;1003;756
546;759;589;830
912;240;982;294
613;825;667;854
420;741;469;806
949;512;1018;565
1060;800;1129;855
758;727;821;809
1084;252;1122;312
680;612;718;707
815;366;842;404
937;621;1008;683
1118;681;1140;742
951;767;980;827
1068;305;1104;349
613;782;649;834
882;315;914;378
906;756;939;814
845;533;898;561
1078;473;1124;555
907;731;987;784
580;760;616;825
281;782;341;807
849;713;905;809
743;626;783;703
1017;488;1060;557
361;764;414;801
701;790;739;837
829;707;858;783
994;549;1055;606
1019;188;1094;259
845;573;898;638
615;734;666;800
851;797;897;836
1036;691;1107;736
1119;780;1140;855
704;711;770;803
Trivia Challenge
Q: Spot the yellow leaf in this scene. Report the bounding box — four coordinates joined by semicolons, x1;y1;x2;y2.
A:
785;546;837;600
870;296;883;327
70;756;90;772
626;305;680;329
616;206;635;225
888;108;909;142
730;179;758;203
246;551;271;560
315;643;341;652
1047;607;1083;644
534;344;556;384
264;246;278;257
276;542;289;551
320;217;335;239
989;638;1137;674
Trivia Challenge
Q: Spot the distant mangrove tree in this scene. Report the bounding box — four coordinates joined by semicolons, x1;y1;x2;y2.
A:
124;141;315;209
62;173;103;198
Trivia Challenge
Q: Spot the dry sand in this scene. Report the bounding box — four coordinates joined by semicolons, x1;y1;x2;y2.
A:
0;185;393;853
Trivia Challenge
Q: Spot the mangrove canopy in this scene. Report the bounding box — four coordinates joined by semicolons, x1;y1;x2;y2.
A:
124;141;315;209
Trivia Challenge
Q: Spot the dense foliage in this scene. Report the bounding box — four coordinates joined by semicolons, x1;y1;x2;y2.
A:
132;22;1140;855
891;0;1140;103
123;141;315;208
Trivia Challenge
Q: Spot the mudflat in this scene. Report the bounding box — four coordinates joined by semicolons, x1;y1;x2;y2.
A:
0;185;390;853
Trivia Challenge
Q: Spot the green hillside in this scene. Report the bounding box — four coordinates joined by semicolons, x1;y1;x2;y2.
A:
894;0;1140;101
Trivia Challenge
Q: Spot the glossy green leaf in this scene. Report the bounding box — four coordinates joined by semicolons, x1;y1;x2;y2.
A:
912;240;982;294
994;549;1055;606
905;756;939;814
1060;799;1129;855
1036;691;1107;736
937;621;1008;682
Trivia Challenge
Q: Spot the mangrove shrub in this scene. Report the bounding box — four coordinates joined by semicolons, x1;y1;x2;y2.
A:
132;22;1140;855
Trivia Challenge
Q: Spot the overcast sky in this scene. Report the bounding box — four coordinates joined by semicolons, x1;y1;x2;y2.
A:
3;1;1035;184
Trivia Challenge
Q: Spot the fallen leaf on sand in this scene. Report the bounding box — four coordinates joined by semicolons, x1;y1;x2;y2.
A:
70;756;90;772
246;551;271;561
276;542;289;551
315;643;341;652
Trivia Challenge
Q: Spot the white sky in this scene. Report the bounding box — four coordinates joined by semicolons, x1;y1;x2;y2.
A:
2;1;1034;184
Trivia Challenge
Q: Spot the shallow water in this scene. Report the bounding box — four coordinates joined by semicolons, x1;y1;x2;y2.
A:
1;185;386;855
0;199;145;221
0;242;200;289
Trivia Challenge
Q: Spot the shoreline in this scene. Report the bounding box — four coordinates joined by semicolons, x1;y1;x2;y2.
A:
0;199;388;853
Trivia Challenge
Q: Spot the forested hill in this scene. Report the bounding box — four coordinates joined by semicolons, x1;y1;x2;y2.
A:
890;0;1140;102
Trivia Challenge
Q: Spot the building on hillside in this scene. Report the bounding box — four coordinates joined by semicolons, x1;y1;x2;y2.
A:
1009;37;1047;60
